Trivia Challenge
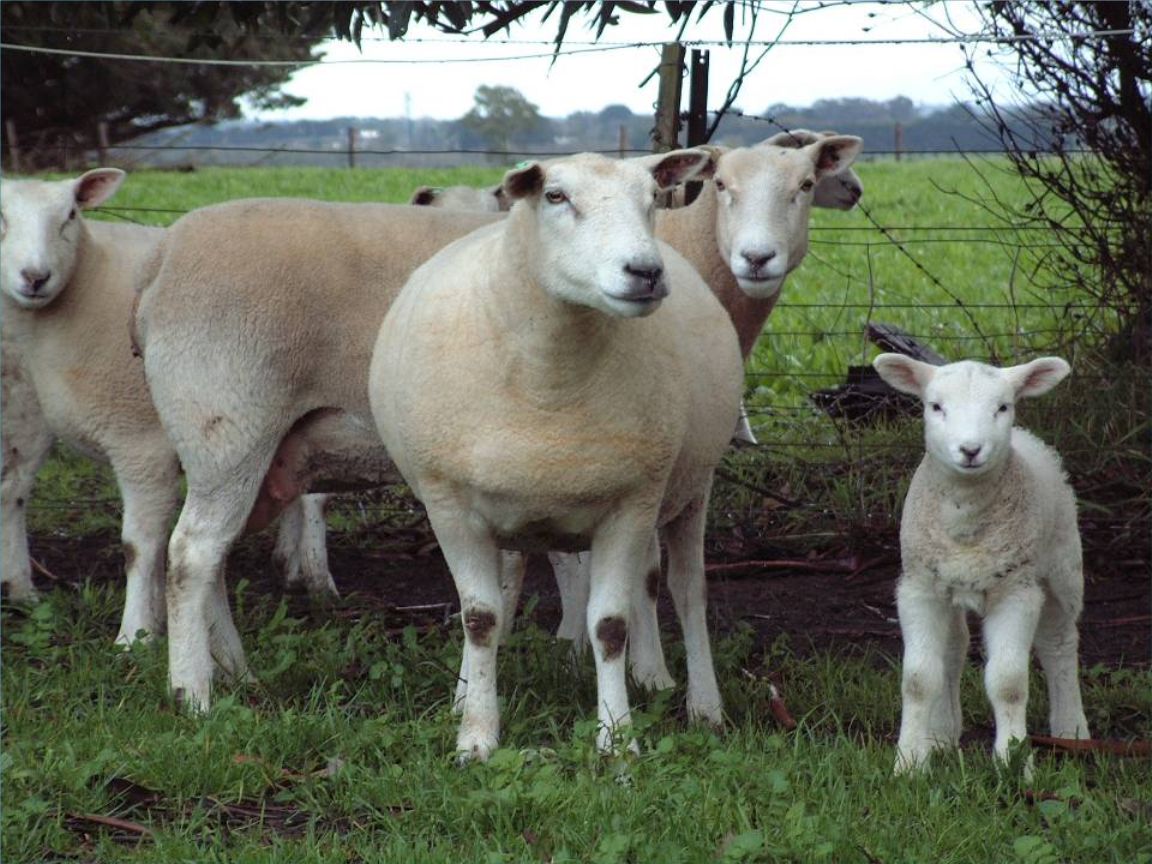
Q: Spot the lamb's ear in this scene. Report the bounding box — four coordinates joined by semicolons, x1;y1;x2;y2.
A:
805;135;863;179
1006;357;1071;399
74;168;125;210
491;185;511;211
409;186;440;206
503;162;544;201
873;353;937;398
763;129;820;149
643;147;714;191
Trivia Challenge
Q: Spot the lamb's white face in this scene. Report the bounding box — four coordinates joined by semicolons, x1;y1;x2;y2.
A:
872;354;1071;479
712;136;862;299
0;169;124;309
504;150;710;319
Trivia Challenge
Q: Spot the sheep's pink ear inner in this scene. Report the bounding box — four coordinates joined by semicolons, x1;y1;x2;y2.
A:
74;168;125;210
410;186;439;206
1011;357;1071;399
873;353;934;398
503;163;544;201
650;148;713;190
811;136;863;178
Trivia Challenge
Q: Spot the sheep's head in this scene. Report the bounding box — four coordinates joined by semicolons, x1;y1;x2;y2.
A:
501;149;711;319
710;135;862;299
0;168;125;309
763;129;864;210
408;183;509;212
873;354;1071;478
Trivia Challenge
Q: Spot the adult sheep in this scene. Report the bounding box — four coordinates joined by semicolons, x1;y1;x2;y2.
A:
0;169;334;645
370;150;742;760
408;183;510;212
136;137;860;714
872;354;1090;773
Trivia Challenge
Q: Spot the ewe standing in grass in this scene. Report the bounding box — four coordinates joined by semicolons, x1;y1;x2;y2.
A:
0;169;335;644
872;354;1091;772
370;151;743;761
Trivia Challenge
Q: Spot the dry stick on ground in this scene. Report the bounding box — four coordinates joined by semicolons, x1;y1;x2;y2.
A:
1030;736;1152;759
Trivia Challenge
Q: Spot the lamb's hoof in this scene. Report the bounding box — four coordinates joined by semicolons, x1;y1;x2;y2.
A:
455;735;498;766
2;583;41;606
687;700;725;730
631;666;676;692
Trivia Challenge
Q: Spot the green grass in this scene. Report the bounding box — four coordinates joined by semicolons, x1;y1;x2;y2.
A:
4;584;1150;863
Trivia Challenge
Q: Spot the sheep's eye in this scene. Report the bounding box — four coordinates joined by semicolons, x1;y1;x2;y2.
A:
930;402;943;413
800;179;815;193
544;189;567;205
714;179;727;192
996;403;1010;415
68;208;77;221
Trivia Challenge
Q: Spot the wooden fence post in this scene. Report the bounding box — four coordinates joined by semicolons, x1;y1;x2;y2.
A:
894;122;904;162
618;124;628;159
97;121;110;166
347;127;357;169
653;43;685;153
684;48;710;205
4;119;22;174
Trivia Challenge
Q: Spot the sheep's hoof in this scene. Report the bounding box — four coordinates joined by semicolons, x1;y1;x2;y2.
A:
455;737;498;766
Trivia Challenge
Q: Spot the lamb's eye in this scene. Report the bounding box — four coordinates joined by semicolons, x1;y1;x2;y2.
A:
800;179;815;193
930;402;943;413
714;179;726;192
997;403;1010;414
544;189;567;205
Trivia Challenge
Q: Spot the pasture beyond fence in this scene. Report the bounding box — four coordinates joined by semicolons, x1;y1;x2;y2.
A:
18;154;1150;577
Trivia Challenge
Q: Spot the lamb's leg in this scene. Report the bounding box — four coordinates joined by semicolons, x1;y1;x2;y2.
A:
550;550;590;655
587;517;652;754
941;606;970;747
166;483;258;712
0;360;53;604
426;501;503;763
1034;592;1090;741
273;494;338;600
894;581;963;773
111;453;181;645
663;493;722;726
982;585;1044;767
627;534;675;691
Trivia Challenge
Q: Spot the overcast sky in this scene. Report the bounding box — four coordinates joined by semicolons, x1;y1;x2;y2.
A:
248;2;1015;122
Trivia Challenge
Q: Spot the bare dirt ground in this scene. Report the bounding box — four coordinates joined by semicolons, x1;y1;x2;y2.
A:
20;518;1150;671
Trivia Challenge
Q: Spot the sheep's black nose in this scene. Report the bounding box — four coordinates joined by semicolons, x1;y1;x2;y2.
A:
960;445;982;460
624;263;663;290
741;250;777;271
21;268;50;292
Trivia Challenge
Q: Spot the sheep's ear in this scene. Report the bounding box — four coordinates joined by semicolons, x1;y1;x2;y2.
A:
503;162;544;201
409;186;440;206
873;353;937;398
491;185;511;211
644;148;714;191
74;168;125;210
763;129;819;149
1006;357;1070;399
806;135;863;179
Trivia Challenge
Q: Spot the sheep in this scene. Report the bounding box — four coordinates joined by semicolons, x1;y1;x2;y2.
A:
0;169;335;645
764;129;864;210
135;136;860;714
369;150;743;760
409;183;510;212
872;353;1090;773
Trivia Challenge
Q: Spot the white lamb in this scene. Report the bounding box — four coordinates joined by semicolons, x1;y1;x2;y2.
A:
872;353;1090;772
370;150;743;760
0;170;334;645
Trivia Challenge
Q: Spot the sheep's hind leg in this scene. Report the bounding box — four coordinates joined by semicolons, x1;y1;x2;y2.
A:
550;550;590;657
663;493;722;726
274;493;339;600
112;452;182;645
1034;592;1089;741
166;481;260;712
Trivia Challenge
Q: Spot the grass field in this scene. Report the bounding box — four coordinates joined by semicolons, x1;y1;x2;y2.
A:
4;158;1149;862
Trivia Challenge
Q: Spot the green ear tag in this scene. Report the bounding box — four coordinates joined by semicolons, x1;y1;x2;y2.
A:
514;160;532;169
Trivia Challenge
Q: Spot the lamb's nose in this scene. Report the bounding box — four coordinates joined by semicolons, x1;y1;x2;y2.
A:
20;268;51;292
960;445;982;461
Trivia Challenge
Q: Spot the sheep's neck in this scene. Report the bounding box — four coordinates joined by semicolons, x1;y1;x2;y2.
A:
924;451;1024;543
487;231;620;406
657;187;781;359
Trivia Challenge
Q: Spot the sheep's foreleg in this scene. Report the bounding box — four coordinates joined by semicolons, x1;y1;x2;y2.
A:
982;584;1043;767
627;533;674;691
550;550;590;656
427;502;503;763
273;494;338;600
895;580;963;773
